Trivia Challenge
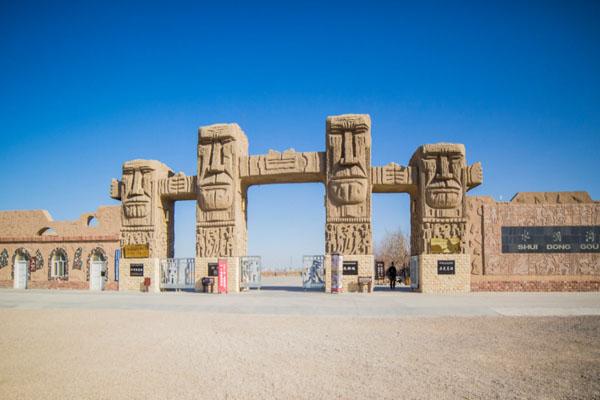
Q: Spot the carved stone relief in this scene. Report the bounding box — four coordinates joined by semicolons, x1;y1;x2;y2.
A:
409;143;483;256
159;172;197;200
34;249;44;271
325;223;372;255
73;247;83;270
480;201;600;276
240;150;325;184
112;159;173;259
197;124;245;215
326;115;371;218
196;225;234;258
0;249;8;268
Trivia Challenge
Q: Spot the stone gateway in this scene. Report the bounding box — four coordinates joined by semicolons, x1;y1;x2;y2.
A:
1;114;598;293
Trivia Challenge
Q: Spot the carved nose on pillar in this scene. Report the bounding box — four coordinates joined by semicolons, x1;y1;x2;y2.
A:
209;142;225;172
437;156;451;179
340;131;358;166
130;170;144;196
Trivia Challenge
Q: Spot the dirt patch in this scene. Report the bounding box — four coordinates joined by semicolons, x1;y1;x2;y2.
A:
0;310;598;399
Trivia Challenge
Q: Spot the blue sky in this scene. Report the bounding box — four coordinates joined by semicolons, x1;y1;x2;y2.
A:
1;1;599;267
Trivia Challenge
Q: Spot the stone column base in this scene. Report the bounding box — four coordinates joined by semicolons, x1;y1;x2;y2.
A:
196;256;240;293
417;254;470;294
118;258;160;293
324;254;374;293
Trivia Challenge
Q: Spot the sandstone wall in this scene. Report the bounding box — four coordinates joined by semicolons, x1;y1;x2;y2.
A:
467;192;600;291
0;207;121;289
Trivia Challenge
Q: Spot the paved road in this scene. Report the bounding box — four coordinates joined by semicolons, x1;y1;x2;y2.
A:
1;276;599;317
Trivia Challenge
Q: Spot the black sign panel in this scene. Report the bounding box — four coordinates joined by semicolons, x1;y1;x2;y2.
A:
208;263;218;277
375;261;385;279
437;260;455;275
501;226;600;253
130;263;144;277
342;261;358;275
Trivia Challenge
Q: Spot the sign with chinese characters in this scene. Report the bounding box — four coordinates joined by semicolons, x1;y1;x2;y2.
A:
123;244;150;258
501;226;600;253
437;260;455;275
217;259;228;294
208;263;218;277
130;263;144;277
375;261;385;280
342;261;358;275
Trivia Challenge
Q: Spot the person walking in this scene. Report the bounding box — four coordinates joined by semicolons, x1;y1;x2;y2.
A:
387;262;397;290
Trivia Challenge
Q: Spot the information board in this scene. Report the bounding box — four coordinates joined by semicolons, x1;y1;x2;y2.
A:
342;261;358;275
130;263;144;277
501;226;600;253
208;263;218;277
375;261;385;280
437;260;455;275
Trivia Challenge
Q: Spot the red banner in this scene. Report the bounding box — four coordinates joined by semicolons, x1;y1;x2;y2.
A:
218;259;228;294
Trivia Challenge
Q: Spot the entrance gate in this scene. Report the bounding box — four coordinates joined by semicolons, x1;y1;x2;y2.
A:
90;261;107;291
240;256;261;289
160;258;195;290
302;255;325;290
13;260;27;289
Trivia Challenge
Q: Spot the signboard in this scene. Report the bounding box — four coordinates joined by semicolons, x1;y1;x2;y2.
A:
331;253;343;293
217;259;228;294
208;263;218;277
123;244;150;258
375;261;385;280
114;249;120;282
501;226;600;253
437;260;455;275
342;261;358;275
130;263;144;277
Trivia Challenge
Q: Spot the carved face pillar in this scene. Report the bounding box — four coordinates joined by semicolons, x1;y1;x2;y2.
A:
196;123;248;258
409;143;482;255
325;114;372;256
116;159;173;258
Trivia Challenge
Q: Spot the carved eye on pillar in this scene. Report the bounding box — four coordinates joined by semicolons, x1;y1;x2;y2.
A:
421;159;436;183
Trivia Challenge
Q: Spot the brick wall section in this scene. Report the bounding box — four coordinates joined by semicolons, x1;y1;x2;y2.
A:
472;280;600;292
0;280;119;290
418;254;470;294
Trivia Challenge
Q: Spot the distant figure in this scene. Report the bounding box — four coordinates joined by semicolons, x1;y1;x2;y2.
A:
387;262;397;290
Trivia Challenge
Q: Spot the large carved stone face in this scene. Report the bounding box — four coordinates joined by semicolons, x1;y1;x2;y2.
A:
198;128;237;211
327;118;370;205
122;161;155;220
421;144;466;209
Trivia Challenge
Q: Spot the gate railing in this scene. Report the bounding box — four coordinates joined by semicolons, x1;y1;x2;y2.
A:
160;258;195;290
240;256;262;290
302;255;325;289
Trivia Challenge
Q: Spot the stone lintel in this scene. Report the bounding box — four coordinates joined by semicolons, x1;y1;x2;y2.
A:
240;150;325;186
371;163;415;193
158;173;197;201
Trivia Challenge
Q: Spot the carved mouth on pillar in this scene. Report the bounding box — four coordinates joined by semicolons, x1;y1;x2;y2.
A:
124;201;149;218
199;183;233;211
425;180;463;208
329;177;368;205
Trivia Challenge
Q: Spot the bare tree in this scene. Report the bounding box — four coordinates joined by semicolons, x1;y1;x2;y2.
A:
375;228;410;269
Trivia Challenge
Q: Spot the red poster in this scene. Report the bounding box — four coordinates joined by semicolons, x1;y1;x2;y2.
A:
218;259;228;294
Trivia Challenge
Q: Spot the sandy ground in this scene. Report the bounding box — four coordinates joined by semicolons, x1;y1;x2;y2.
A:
1;283;599;399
